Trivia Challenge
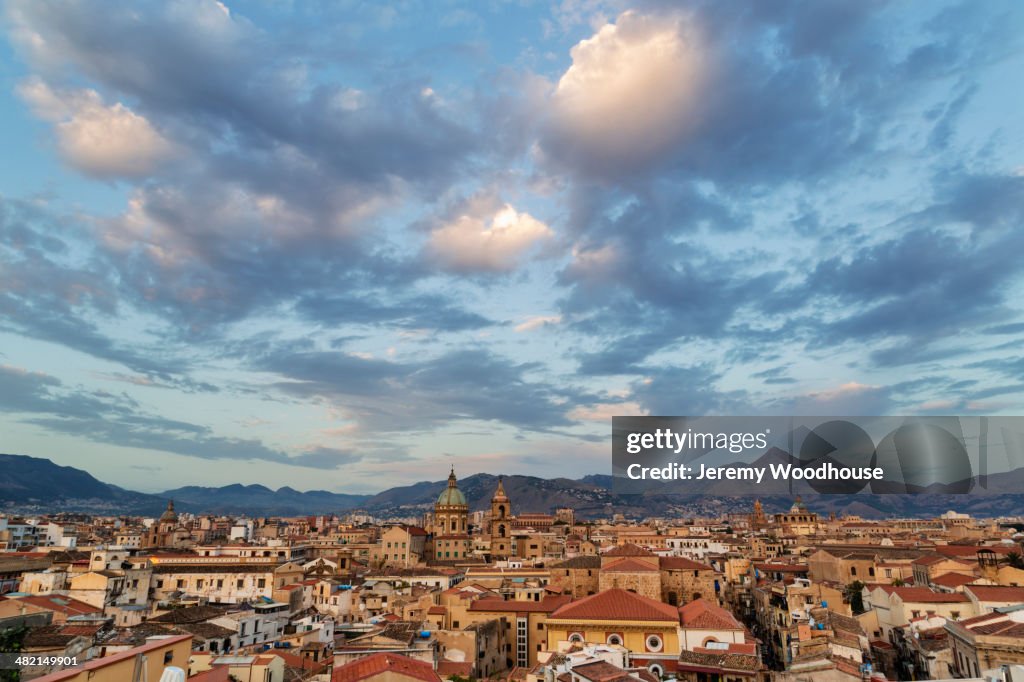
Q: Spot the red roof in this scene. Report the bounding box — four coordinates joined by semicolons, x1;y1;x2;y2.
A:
659;557;713;571
602;558;659;573
965;585;1024;602
189;668;230;682
15;595;100;617
678;599;744;630
437;661;474;677
930;573;978;588
935;545;1012;557
549;588;678;622
604;544;654;557
333;653;441;682
469;596;571;614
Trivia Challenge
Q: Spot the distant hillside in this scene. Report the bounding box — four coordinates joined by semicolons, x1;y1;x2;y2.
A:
4;453;1024;519
0;454;167;513
160;483;369;515
362;473;615;517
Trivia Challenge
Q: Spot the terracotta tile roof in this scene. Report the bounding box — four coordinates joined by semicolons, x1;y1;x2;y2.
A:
427;606;446;615
549;588;678;622
695;642;757;656
964;585;1024;602
935;545;1012;557
436;661;473;677
570;660;634;682
551;556;601;569
16;595;100;617
659;557;713;571
189;668;230;682
276;650;330;673
677;650;760;673
332;653;441;682
602;558;659;573
58;625;101;637
469;595;571;614
604;544;654;557
930;573;978;588
678;599;743;630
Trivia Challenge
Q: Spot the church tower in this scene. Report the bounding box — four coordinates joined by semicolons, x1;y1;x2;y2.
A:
490;477;512;558
752;498;766;528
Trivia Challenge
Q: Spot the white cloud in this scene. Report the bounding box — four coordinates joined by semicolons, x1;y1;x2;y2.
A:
18;77;176;179
428;203;554;273
544;10;707;176
515;315;562;332
569;400;648;422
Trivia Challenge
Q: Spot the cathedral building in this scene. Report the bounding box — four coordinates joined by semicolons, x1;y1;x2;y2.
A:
143;500;193;550
432;467;471;562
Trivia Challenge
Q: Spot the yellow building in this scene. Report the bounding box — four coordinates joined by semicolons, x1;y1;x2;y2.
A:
465;594;572;668
33;634;192;682
544;588;682;677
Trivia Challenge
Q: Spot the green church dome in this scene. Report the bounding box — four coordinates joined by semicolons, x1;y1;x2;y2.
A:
437;467;467;507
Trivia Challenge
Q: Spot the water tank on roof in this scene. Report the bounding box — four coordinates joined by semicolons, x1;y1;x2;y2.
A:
420;630;431;638
158;669;186;682
821;600;828;608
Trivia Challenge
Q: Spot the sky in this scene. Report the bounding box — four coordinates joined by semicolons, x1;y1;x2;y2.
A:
1;0;1023;495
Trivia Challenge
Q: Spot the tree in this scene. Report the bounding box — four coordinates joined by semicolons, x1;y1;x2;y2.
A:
892;578;906;587
845;581;866;614
0;625;28;682
1004;551;1024;570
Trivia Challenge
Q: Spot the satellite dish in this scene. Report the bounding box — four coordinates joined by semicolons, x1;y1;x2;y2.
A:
159;668;186;682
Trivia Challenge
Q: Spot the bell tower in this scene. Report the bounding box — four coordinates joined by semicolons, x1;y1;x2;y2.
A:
490;477;512;558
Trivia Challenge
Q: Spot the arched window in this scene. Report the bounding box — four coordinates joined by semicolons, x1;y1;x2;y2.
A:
498;505;506;518
568;632;585;644
648;664;664;678
606;633;623;646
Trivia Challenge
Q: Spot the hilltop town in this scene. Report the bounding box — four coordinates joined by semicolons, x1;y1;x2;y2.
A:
2;468;1024;682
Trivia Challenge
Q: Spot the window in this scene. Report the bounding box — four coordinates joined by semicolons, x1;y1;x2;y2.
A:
606;633;623;646
911;610;921;618
568;632;584;644
257;578;266;588
869;567;875;577
646;634;663;652
851;567;857;576
176;579;185;588
951;611;960;619
537;623;543;630
453;621;460;628
237;579;244;588
197;580;204;588
648;664;663;678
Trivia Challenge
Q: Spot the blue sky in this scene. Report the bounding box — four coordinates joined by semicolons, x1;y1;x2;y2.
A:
1;0;1023;494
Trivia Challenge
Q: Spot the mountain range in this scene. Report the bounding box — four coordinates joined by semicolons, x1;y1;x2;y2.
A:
3;453;1024;519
